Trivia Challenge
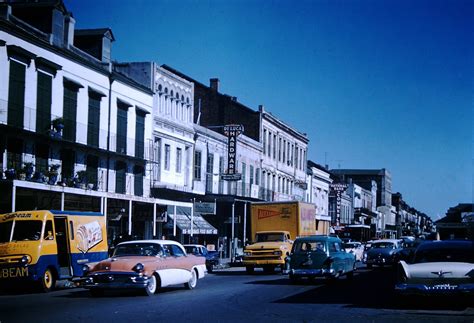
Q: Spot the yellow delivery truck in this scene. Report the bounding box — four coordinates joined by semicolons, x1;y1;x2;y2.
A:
0;210;108;291
243;201;316;273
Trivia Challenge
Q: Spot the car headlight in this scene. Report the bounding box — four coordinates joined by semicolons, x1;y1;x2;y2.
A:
82;264;90;274
20;255;31;266
133;263;145;273
273;250;282;256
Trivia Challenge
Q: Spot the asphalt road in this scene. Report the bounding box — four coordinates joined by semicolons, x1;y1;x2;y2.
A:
0;265;473;323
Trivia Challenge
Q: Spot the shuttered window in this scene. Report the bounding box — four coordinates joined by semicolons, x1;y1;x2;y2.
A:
117;104;128;154
60;149;75;181
7;60;26;128
36;72;52;134
87;94;101;147
115;161;126;194
135;111;145;158
133;165;144;196
86;155;98;188
63;86;78;141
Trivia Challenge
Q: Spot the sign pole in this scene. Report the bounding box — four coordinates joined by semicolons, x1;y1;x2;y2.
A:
231;201;235;262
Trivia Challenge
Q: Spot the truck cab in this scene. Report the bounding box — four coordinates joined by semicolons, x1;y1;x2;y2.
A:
0;210;108;292
243;231;293;273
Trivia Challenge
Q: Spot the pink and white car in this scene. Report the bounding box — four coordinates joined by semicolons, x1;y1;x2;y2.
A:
80;240;207;296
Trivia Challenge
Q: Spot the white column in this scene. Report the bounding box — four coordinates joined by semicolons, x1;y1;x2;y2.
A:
173;205;177;236
153;203;157;237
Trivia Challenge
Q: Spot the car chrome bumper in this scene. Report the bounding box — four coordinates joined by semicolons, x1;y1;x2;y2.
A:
289;268;335;277
75;273;149;290
395;283;474;295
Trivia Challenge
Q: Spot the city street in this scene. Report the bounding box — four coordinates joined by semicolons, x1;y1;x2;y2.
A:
0;265;473;323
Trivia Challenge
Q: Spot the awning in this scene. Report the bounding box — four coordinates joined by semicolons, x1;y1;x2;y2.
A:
166;206;218;235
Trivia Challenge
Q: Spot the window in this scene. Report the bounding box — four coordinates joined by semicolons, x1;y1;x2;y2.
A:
295;146;299;170
255;168;260;186
86;155;98;188
133;165;144;196
176;148;182;173
7;138;23;171
168;244;185;257
249;165;254;185
164;144;170;170
63;84;79;141
194;151;202;180
241;162;246;195
206;152;214;193
87;92;101;148
7;60;26;128
117;103;128;154
135;111;145;159
35;143;49;175
273;134;277;159
267;131;271;157
218;156;224;194
60;149;75;181
36;71;52;134
44;220;54;240
115;161;126;194
263;129;267;155
278;138;282;161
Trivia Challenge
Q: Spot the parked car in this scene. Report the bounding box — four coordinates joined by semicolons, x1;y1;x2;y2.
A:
398;238;427;262
284;235;356;282
79;240;207;296
395;240;474;297
184;244;220;273
343;241;364;262
365;239;403;268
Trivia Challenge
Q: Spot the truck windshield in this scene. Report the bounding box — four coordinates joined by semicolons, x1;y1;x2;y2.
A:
0;221;13;243
11;221;43;241
256;233;285;242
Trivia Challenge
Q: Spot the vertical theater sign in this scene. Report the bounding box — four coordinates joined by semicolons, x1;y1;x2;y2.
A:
330;183;348;228
221;124;244;181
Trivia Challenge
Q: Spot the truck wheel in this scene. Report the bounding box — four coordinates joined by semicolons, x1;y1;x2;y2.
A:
245;266;254;274
39;268;56;292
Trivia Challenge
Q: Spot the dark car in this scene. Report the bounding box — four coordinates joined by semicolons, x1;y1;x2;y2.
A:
365;239;403;268
184;244;220;273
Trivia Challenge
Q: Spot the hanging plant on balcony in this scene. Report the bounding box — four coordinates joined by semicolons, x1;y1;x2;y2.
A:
50;117;64;138
22;162;34;180
4;168;16;180
47;164;60;185
74;170;88;188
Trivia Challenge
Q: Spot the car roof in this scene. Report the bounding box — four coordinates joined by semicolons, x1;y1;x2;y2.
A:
416;240;474;251
295;235;341;242
183;244;205;248
371;239;401;244
117;239;183;246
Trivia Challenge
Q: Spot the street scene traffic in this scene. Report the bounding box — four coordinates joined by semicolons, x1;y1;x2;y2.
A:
0;0;473;322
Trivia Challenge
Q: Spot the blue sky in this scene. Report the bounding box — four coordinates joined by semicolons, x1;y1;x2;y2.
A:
64;0;473;219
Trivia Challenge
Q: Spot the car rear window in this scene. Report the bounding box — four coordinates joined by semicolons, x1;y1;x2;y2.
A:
413;248;474;263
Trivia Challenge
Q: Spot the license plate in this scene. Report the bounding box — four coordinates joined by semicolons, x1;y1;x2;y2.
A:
0;267;29;278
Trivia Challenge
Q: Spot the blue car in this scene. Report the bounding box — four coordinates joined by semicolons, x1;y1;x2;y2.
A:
184;244;220;273
285;235;356;282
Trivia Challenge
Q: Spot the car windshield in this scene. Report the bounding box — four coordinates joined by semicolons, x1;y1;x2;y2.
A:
0;221;13;243
293;241;326;253
9;220;43;241
256;233;285;242
372;242;395;249
113;243;162;257
413;248;474;263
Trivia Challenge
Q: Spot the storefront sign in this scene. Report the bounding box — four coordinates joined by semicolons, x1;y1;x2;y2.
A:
223;124;244;180
330;183;348;225
194;202;216;215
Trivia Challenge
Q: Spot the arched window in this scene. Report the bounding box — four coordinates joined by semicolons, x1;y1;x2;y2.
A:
176;92;179;100
181;95;184;101
164;87;168;94
186;97;190;104
158;84;162;92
